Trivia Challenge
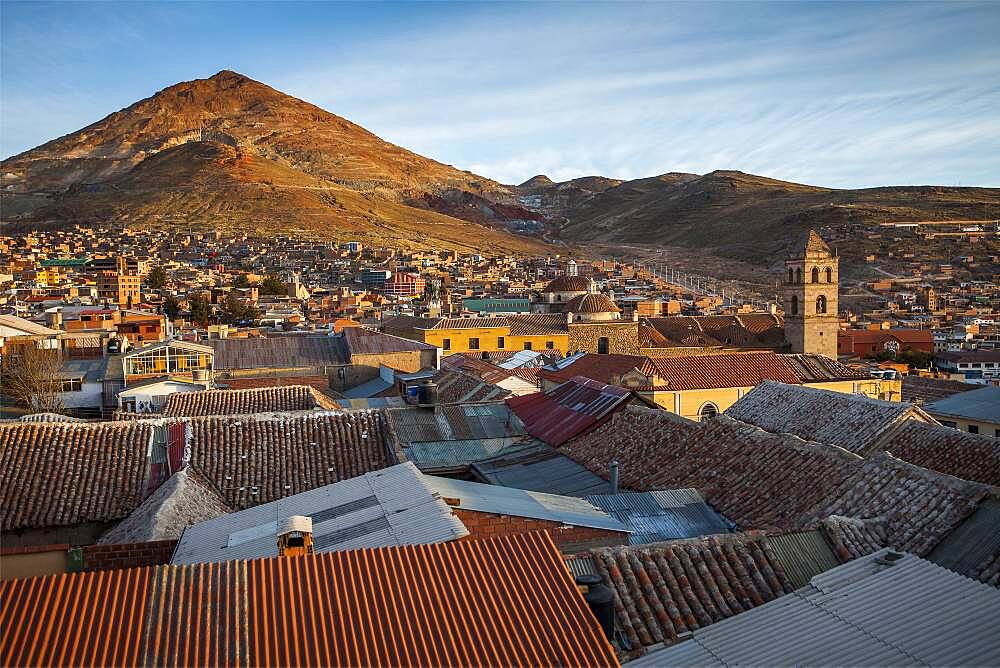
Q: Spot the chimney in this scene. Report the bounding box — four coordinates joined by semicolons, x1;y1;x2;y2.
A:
575;574;615;640
609;460;619;494
566;311;574;325
277;515;314;557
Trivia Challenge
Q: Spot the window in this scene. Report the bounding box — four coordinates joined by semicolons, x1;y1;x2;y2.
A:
941;420;957;428
968;425;979;434
790;295;799;315
794;267;802;283
442;338;451;351
546;340;554;349
523;342;533;351
816;294;827;314
597;337;609;354
497;336;505;349
825;267;833;283
60;378;83;392
698;402;719;420
811;267;820;283
468;337;480;350
787;268;794;284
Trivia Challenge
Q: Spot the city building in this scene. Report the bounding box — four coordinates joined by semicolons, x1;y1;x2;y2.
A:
784;230;839;358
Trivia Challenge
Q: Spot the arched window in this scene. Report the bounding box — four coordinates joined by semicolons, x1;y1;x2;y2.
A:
787;268;794;284
698;402;719;421
816;294;827;314
790;295;799;315
794;267;802;284
556;294;562;302
825;267;833;283
811;267;819;283
597;337;609;354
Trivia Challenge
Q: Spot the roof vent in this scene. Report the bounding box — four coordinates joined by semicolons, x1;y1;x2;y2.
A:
875;550;905;566
277;515;314;557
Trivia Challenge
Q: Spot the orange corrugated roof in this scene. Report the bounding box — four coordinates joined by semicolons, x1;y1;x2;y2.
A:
0;532;619;668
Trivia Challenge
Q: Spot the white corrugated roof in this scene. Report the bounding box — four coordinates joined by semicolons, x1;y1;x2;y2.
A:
171;462;468;564
424;475;628;532
630;548;1000;666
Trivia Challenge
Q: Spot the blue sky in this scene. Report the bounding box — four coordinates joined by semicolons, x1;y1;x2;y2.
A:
2;1;998;188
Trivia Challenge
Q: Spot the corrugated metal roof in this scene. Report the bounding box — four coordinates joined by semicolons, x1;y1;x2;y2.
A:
631;548;1000;667
584;490;734;545
0;532;620;668
928;498;1000;580
208;336;347;371
425;475;628;532
473;444;613;496
766;529;842;589
507;376;632;447
172;463;468;564
389;403;525;445
404;438;536;470
925;385;1000;423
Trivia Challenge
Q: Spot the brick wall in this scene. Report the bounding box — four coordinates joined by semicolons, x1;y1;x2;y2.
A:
454;509;626;553
81;539;178;572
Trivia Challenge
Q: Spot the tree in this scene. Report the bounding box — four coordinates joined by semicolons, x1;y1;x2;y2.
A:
258;273;287;296
233;273;251;289
146;265;168;292
188;293;212;327
218;292;260;324
162;295;181;320
0;343;65;414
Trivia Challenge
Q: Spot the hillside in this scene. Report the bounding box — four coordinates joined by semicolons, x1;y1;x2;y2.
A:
526;170;1000;260
1;70;544;253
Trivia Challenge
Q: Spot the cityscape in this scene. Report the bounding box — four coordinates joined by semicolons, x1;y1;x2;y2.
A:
1;2;999;667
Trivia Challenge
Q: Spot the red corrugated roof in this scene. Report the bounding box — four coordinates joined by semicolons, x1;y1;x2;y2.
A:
508;376;631;447
0;532;619;668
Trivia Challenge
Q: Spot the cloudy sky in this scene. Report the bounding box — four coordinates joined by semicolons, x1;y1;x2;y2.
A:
2;1;998;187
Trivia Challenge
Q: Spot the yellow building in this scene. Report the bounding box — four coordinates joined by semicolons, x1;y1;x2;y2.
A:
384;314;570;356
540;350;901;422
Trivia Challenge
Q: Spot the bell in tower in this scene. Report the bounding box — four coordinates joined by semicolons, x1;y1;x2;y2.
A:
783;230;839;358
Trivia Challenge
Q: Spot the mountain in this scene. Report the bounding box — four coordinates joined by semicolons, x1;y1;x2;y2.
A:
1;70;544;253
521;170;1000;261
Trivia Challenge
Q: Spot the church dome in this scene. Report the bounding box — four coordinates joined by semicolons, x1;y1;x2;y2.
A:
542;276;591;293
564;293;620;314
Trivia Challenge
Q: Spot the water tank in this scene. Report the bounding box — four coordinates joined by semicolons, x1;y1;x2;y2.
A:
575;574;615;640
418;379;438;406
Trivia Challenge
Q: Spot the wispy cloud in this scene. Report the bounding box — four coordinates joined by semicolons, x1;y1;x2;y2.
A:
2;1;998;187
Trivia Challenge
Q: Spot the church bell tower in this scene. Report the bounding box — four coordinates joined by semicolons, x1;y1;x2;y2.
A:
784;230;839;358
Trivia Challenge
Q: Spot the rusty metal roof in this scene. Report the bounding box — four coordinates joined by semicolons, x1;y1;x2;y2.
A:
0;532;620;667
507;376;632;446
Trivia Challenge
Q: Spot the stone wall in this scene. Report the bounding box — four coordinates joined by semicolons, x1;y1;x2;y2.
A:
568;322;640;355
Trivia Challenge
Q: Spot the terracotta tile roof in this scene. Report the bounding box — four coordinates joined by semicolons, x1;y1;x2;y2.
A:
591;532;795;655
819;515;890;561
538;352;647;385
161;385;326;417
507;376;632;447
805;451;992;557
442;353;514;384
637;321;672;348
506;313;568;336
877;420;1000;487
543;275;592;292
902;375;979;404
725;381;925;455
563;409;862;531
564;293;620;314
644;315;787;350
98;467;232;544
432;316;507;330
432;368;512;403
186;410;394;510
781;353;871;382
0;421;153;531
643;352;801;390
0;532;619;668
341;325;436;354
